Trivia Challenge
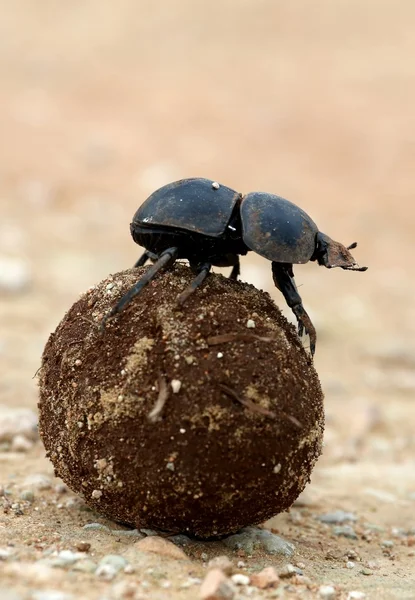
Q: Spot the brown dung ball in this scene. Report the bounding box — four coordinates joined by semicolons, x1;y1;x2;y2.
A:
38;264;324;538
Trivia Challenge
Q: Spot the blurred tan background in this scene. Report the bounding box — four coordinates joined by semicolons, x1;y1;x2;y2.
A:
1;2;415;595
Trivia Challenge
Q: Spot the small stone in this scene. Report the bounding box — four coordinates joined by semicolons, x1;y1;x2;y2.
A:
171;379;182;393
11;434;34;452
200;568;235;600
319;585;336;600
246;319;255;329
134;536;188;560
166;462;175;471
96;554;127;580
250;566;279;589
0;548;12;560
381;540;394;548
31;592;73;600
360;568;373;576
91;489;102;499
347;592;366;600
19;490;35;502
72;559;97;573
273;464;281;474
76;542;91;552
318;511;357;524
346;561;355;569
82;523;110;532
279;564;300;578
207;556;233;575
217;352;224;359
231;573;250;585
333;525;358;540
0;256;31;292
212;182;220;190
23;474;52;490
111;528;143;538
224;527;294;556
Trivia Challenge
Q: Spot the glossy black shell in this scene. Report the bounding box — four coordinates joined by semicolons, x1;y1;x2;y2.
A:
240;193;318;263
132;178;241;237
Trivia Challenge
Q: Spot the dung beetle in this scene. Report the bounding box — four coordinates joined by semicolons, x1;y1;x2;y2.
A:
102;177;367;355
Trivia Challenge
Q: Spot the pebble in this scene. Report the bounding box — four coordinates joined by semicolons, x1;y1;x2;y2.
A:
76;541;91;552
19;490;35;502
246;319;255;328
72;559;97;573
23;474;52;490
83;523;110;532
134;536;189;560
231;573;250;585
317;510;357;524
0;548;12;560
112;528;143;538
171;379;182;393
333;525;358;540
40;549;84;568
319;585;336;600
199;568;235;600
31;592;74;600
0;256;32;292
95;554;128;580
346;561;355;569
347;592;366;600
279;564;302;578
381;540;394;548
250;566;279;589
11;434;34;452
223;526;295;556
360;568;373;576
0;406;38;443
208;555;233;575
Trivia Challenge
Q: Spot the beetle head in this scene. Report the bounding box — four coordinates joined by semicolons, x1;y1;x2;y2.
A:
313;232;368;271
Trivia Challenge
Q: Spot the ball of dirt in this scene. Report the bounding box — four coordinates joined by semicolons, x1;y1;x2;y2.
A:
38;264;324;538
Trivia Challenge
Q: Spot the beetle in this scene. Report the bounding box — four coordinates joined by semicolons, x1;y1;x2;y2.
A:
102;177;367;355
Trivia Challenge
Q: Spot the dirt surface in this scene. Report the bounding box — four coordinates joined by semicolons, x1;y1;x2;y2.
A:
0;2;414;599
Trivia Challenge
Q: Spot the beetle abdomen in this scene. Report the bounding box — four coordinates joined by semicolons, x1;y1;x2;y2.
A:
133;178;241;238
240;193;318;263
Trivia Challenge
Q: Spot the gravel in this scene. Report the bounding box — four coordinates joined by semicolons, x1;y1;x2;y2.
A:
317;510;357;524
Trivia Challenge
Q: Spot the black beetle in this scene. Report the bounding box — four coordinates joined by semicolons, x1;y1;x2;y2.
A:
102;177;367;355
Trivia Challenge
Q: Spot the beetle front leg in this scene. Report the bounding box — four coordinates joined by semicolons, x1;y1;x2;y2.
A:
271;262;316;356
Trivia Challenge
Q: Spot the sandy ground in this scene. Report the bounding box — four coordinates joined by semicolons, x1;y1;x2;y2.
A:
1;2;415;599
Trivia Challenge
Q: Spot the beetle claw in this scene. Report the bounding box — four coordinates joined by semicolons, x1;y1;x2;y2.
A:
293;305;316;357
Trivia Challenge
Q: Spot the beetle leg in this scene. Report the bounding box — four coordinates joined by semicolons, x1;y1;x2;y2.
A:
134;250;158;267
229;256;240;280
271;262;316;356
176;263;212;306
101;247;178;330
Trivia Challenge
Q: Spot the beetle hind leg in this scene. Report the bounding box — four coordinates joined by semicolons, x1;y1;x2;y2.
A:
271;262;316;356
177;262;211;306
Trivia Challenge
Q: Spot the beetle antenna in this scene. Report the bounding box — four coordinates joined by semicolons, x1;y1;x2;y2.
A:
347;242;357;250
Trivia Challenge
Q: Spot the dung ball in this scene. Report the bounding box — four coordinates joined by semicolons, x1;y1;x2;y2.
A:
38;264;324;538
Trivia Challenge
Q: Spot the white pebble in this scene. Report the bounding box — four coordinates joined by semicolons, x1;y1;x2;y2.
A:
246;319;255;329
217;352;224;359
179;428;186;434
211;182;220;189
171;379;182;393
273;463;282;474
11;434;33;452
231;573;250;585
346;561;355;569
319;585;336;600
91;489;102;499
347;593;366;600
0;256;31;292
